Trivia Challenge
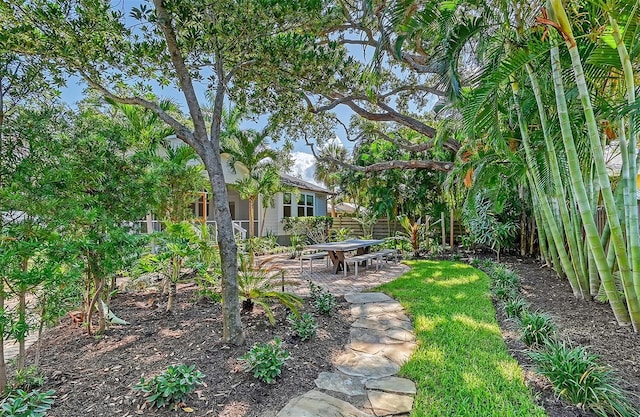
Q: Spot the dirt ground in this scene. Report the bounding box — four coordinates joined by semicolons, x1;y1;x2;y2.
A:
7;257;640;417
16;284;352;417
493;255;640;417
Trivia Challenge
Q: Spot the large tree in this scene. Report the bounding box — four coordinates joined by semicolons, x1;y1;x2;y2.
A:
1;0;346;344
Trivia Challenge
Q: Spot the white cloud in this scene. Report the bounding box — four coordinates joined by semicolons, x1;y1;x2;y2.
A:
289;152;319;185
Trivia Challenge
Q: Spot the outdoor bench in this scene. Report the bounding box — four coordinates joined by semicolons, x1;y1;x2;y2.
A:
299;251;329;273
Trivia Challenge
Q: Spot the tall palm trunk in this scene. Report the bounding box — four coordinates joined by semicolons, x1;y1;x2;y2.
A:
549;0;629;324
550;0;640;331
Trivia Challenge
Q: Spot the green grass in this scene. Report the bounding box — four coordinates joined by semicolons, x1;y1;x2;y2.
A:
376;260;546;417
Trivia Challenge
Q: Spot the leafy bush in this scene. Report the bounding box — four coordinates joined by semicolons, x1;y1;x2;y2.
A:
529;340;637;417
307;280;324;299
10;366;45;391
517;310;556;347
0;389;55;417
307;281;337;315
288;313;317;341
282;216;333;244
504;297;528;319
315;292;337;316
240;338;290;383
331;227;352;242
133;364;205;408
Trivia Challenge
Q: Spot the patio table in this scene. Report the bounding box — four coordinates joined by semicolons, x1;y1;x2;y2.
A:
306;239;384;274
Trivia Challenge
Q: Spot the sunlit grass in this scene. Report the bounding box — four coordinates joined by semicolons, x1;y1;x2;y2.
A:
376;260;546;417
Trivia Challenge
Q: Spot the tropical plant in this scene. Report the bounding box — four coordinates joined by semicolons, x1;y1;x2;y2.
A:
517;310;556;348
529;340;637;417
156;221;199;312
314;143;348;218
463;194;517;262
397;215;427;258
240;337;290;384
237;254;302;324
134;364;205;409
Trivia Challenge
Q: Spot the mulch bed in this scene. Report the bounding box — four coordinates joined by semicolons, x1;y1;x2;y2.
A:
490;255;640;417
8;256;640;416
16;285;352;417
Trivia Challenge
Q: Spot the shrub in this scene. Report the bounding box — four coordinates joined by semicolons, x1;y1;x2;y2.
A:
240;337;290;383
0;389;55;417
10;365;44;391
288;313;317;341
517;310;556;347
504;297;528;319
315;292;337;316
529;340;637;417
307;280;324;300
133;364;205;408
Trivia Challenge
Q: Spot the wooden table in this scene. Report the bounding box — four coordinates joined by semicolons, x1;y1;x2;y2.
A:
306;239;384;274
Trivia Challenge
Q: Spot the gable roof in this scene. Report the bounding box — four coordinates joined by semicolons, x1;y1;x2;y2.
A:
280;173;331;194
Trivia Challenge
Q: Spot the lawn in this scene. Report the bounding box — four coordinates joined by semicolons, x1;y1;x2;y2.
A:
377;260;546;417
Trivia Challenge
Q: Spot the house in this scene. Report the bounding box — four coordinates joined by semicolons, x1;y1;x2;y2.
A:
145;138;331;240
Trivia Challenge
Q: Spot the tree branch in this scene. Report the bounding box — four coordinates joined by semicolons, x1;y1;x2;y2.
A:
152;0;209;146
81;74;201;153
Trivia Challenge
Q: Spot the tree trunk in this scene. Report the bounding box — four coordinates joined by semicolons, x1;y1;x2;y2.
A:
17;290;26;370
0;287;6;392
201;145;245;345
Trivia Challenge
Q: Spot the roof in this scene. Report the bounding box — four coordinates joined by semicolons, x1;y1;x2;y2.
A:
280;173;331;194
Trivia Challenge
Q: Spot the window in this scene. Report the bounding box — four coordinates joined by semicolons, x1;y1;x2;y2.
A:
297;193;314;217
283;192;292;217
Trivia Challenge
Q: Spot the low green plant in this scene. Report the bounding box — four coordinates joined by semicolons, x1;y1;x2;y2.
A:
9;365;45;391
331;227;352;242
504;297;528;319
240;338;290;383
517;310;556;347
0;389;56;417
315;292;337;316
238;253;303;324
307;280;324;300
133;364;205;409
288;313;317;341
529;340;637;417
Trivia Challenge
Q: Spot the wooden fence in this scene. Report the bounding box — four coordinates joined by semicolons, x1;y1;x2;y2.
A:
329;215;467;245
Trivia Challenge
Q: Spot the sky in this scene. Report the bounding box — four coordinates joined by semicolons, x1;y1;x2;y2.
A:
60;75;348;186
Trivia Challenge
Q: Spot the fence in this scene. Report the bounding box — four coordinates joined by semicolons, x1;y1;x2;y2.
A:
329;215;467;245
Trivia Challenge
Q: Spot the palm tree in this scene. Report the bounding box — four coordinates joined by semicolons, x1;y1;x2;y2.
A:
221;127;279;238
314;143;347;217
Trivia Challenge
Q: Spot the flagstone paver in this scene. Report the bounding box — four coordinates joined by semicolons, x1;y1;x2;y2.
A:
276;291;418;417
314;372;366;396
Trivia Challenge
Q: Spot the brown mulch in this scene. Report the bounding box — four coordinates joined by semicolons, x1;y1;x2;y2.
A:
8;256;640;417
18;285;352;417
490;255;640;417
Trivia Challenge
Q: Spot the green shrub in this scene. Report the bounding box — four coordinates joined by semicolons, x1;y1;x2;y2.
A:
517;310;556;347
0;389;55;417
240;337;290;384
10;366;44;391
307;280;324;300
504;297;528;319
315;292;337;316
288;313;317;341
529;340;637;417
133;364;205;408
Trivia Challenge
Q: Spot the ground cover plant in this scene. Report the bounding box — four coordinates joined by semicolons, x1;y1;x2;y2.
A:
480;258;639;417
376;260;545;416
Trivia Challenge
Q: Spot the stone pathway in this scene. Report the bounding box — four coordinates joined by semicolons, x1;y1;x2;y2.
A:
273;292;417;417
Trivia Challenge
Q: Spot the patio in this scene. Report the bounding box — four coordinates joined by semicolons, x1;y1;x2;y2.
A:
262;253;410;297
